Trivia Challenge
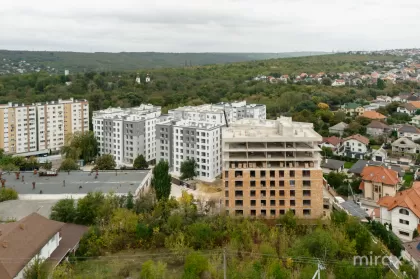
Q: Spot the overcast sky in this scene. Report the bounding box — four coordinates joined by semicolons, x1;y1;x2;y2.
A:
1;0;420;53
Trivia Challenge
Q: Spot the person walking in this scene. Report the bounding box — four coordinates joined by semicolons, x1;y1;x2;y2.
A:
63;180;65;187
32;181;35;190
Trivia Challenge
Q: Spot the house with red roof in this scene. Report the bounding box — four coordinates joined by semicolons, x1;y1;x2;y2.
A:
359;165;400;202
340;134;370;159
319;136;342;153
377;182;420;240
332;79;346;87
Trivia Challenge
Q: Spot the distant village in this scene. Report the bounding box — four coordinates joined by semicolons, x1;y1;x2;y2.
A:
252;57;420;86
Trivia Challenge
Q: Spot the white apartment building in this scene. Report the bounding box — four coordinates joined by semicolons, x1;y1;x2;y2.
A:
168;101;266;125
93;104;161;166
157;101;266;181
157;120;222;182
37;98;89;151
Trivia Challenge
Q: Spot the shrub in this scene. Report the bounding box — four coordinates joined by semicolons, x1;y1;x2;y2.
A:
0;188;18;202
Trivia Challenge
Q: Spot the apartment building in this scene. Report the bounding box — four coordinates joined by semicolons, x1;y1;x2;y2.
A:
37;98;89;151
93;104;161;166
157;120;222;182
222;117;324;219
0;103;37;154
0;99;88;155
157;101;266;181
168;101;266;125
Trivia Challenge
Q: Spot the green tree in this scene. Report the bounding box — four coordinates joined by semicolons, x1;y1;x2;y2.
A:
126;192;134;210
325;172;347;188
0;188;18;202
180;159;198;180
95;154;116;170
139;260;167;279
182;251;209;279
321;147;333;158
50;199;77;223
133;154;149;169
76;192;105;225
64;131;98;163
59;158;80;171
377;78;386;90
23;257;48;279
152;161;172;201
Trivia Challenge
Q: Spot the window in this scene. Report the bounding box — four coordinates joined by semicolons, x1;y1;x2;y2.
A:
303;200;311;206
399;231;410;237
303;181;311;187
290;180;295;187
303;170;310;177
279;200;285;206
279;209;285;215
399;209;409;215
279;180;284;187
270;200;276;206
250;190;256;197
260;171;266;178
250;200;256;206
279;170;284;177
270;190;275;197
290;200;296;206
290;190;295;197
303;209;311;216
279;190;285;196
289;170;295;177
250;180;256;187
399;219;409;225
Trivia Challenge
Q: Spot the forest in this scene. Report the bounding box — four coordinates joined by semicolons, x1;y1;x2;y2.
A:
0;50;328;73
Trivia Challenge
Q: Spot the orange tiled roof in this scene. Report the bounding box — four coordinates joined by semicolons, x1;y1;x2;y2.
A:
361;165;399;185
378;182;420;218
322;136;341;146
359;181;365;190
409;101;420;109
361;111;386;120
343;134;370;145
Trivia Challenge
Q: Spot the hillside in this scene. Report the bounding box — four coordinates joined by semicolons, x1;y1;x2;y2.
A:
0;50;329;74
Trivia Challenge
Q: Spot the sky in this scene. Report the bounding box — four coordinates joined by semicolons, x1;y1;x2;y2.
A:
1;0;420;53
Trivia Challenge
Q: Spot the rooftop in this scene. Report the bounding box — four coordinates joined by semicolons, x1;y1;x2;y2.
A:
321;159;345;170
378;182;420;218
93;104;161;120
223;117;321;141
329;122;348;130
343;134;370;145
361;165;399;185
2;170;150;197
173;120;222;130
361;111;387;120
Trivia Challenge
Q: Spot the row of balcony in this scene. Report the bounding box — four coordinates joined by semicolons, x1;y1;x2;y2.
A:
226;161;317;169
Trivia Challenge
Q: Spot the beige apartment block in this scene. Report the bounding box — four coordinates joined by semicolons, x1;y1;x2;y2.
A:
222;117;324;219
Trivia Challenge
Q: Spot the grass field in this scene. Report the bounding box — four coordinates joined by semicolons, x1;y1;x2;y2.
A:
71;249;185;279
344;162;355;169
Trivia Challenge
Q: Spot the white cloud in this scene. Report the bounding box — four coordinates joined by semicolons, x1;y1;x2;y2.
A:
1;0;419;52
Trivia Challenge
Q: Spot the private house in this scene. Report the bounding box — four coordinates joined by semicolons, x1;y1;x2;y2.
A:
366;121;390;136
392;137;419;154
319;136;342;153
329;122;348;136
321;159;345;173
341;134;370;159
340;103;365;116
348;160;404;178
411;115;420;127
376;96;392;103
397;102;418;115
372;147;388;163
378;182;420;241
359;165;400;202
360;111;387;121
398;125;420;141
0;213;88;279
332;79;345;86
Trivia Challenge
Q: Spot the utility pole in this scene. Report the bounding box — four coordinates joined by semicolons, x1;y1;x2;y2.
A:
223;248;227;279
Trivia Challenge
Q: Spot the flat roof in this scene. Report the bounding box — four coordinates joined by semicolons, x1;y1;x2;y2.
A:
0;200;56;221
1;170;149;195
223;117;321;141
340;200;369;219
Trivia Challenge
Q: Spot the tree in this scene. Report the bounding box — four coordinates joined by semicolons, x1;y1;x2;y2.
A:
180;159;198;180
322;77;332;86
95;154;116;170
322;147;333;158
75;192;105;225
133;154;148;169
50;199;77;223
59;158;80;171
152;161;172;201
325;172;347;188
139;260;167;279
0;188;18;202
182;251;209;279
23;257;48;279
62;131;98;163
377;78;386;90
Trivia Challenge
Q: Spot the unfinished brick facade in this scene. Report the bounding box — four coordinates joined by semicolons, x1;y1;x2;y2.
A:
222;117;324;219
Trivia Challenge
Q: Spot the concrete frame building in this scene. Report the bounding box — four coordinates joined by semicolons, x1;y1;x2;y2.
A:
0;98;88;155
93;104;161;166
222;117;324;218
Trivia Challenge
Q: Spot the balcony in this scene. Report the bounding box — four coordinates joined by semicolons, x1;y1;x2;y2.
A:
227;143;247;151
248;142;266;150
